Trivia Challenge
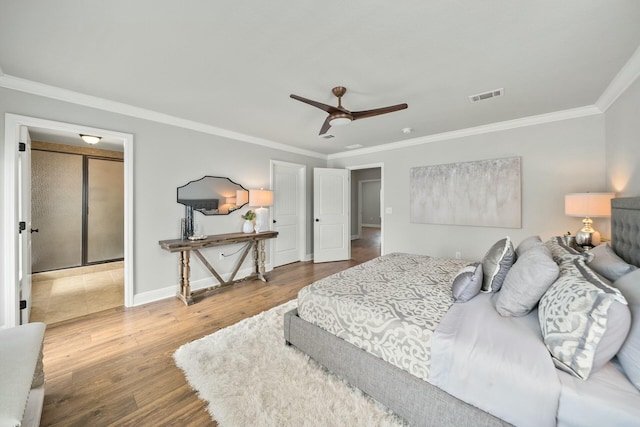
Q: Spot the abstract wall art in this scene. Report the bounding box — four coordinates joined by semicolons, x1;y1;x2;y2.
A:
410;157;521;228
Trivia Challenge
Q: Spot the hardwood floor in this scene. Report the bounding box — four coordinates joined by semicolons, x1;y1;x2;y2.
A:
41;229;380;426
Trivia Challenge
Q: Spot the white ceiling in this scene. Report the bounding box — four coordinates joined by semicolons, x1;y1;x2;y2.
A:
1;1;640;156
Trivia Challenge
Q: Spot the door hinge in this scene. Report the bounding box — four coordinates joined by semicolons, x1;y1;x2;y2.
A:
20;300;27;310
18;221;26;233
18;142;26;152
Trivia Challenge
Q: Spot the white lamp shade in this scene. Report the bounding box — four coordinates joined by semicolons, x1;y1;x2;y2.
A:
249;189;274;207
236;190;249;206
565;193;615;217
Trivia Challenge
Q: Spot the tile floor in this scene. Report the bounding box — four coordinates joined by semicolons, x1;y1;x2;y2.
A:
30;261;124;325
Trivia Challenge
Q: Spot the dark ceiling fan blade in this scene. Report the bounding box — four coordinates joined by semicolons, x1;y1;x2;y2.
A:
351;103;408;121
290;94;340;114
318;116;332;135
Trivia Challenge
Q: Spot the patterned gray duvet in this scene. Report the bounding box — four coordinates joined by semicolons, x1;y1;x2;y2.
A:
297;252;468;381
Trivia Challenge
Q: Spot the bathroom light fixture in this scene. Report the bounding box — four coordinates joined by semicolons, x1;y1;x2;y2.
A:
80;134;101;144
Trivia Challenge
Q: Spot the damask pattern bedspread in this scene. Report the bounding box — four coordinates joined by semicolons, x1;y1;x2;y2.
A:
297;252;468;381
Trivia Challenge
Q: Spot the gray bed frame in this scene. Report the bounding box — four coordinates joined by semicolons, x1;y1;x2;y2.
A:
283;196;640;427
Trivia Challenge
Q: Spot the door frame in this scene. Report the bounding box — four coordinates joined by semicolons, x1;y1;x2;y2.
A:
347;163;384;254
3;113;134;327
270;160;307;265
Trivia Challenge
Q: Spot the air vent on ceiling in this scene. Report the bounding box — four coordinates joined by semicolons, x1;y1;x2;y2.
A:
345;144;363;150
469;88;504;103
319;134;334;139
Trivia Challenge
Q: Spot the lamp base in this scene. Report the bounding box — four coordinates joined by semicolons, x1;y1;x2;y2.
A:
575;216;601;248
254;207;270;233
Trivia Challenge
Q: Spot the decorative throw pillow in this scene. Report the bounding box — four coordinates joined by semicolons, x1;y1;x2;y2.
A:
538;258;630;379
545;236;594;264
515;235;543;258
613;269;640;391
481;237;515;292
496;245;559;317
588;243;637;282
452;262;483;303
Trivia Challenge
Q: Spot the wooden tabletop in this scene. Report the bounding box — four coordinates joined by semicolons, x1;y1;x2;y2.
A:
159;231;278;252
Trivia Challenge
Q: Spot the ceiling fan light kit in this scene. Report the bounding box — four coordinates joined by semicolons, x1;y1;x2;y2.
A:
290;86;408;136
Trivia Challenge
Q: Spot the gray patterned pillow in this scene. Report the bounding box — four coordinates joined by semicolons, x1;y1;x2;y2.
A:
538;258;629;379
481;237;515;292
452;262;483;302
545;236;594;264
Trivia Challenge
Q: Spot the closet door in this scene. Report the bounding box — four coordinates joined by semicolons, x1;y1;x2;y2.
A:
31;151;83;272
85;158;124;263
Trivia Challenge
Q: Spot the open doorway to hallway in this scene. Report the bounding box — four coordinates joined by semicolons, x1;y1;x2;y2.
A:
349;166;382;255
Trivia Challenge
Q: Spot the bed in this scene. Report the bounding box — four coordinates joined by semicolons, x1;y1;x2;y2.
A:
283;197;640;427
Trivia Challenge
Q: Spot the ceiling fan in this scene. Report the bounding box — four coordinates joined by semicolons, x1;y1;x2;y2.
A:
290;86;408;136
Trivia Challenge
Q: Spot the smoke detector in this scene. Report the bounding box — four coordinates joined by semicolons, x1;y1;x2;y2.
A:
469;88;504;103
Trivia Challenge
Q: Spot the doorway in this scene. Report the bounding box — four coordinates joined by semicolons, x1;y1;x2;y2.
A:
348;165;383;255
3;114;134;328
29;137;125;324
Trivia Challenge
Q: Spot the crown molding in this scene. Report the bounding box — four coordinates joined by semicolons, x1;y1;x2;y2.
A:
328;105;602;160
596;44;640;112
0;73;327;160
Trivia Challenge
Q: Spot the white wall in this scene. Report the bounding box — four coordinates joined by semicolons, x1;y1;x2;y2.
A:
605;75;640;196
330;115;608;261
0;87;326;325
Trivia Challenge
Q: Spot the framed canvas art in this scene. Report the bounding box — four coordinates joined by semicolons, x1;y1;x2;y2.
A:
410;157;521;228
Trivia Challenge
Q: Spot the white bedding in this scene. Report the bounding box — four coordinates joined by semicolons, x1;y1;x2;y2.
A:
556;359;640;427
430;293;560;427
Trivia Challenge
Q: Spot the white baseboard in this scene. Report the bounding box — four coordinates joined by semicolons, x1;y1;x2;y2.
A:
132;264;272;306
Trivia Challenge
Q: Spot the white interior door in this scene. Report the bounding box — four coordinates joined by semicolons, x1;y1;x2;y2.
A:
18;126;33;324
314;168;349;263
272;162;305;267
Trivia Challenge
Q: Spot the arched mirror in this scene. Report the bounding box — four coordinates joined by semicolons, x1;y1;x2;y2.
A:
177;176;249;215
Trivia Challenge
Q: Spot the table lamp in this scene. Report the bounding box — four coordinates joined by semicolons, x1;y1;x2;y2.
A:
565;192;615;248
249;189;274;233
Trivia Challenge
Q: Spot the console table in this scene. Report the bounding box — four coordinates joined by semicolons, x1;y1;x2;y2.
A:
159;231;278;305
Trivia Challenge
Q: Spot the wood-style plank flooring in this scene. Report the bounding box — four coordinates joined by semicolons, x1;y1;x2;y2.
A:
41;228;381;426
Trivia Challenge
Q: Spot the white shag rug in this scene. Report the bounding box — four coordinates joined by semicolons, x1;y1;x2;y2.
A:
173;300;407;427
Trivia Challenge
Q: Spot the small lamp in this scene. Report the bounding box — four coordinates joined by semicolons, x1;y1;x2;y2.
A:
249;189;274;233
565;192;615;248
225;196;237;211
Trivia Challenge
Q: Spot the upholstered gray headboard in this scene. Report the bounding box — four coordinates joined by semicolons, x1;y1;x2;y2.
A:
611;197;640;267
